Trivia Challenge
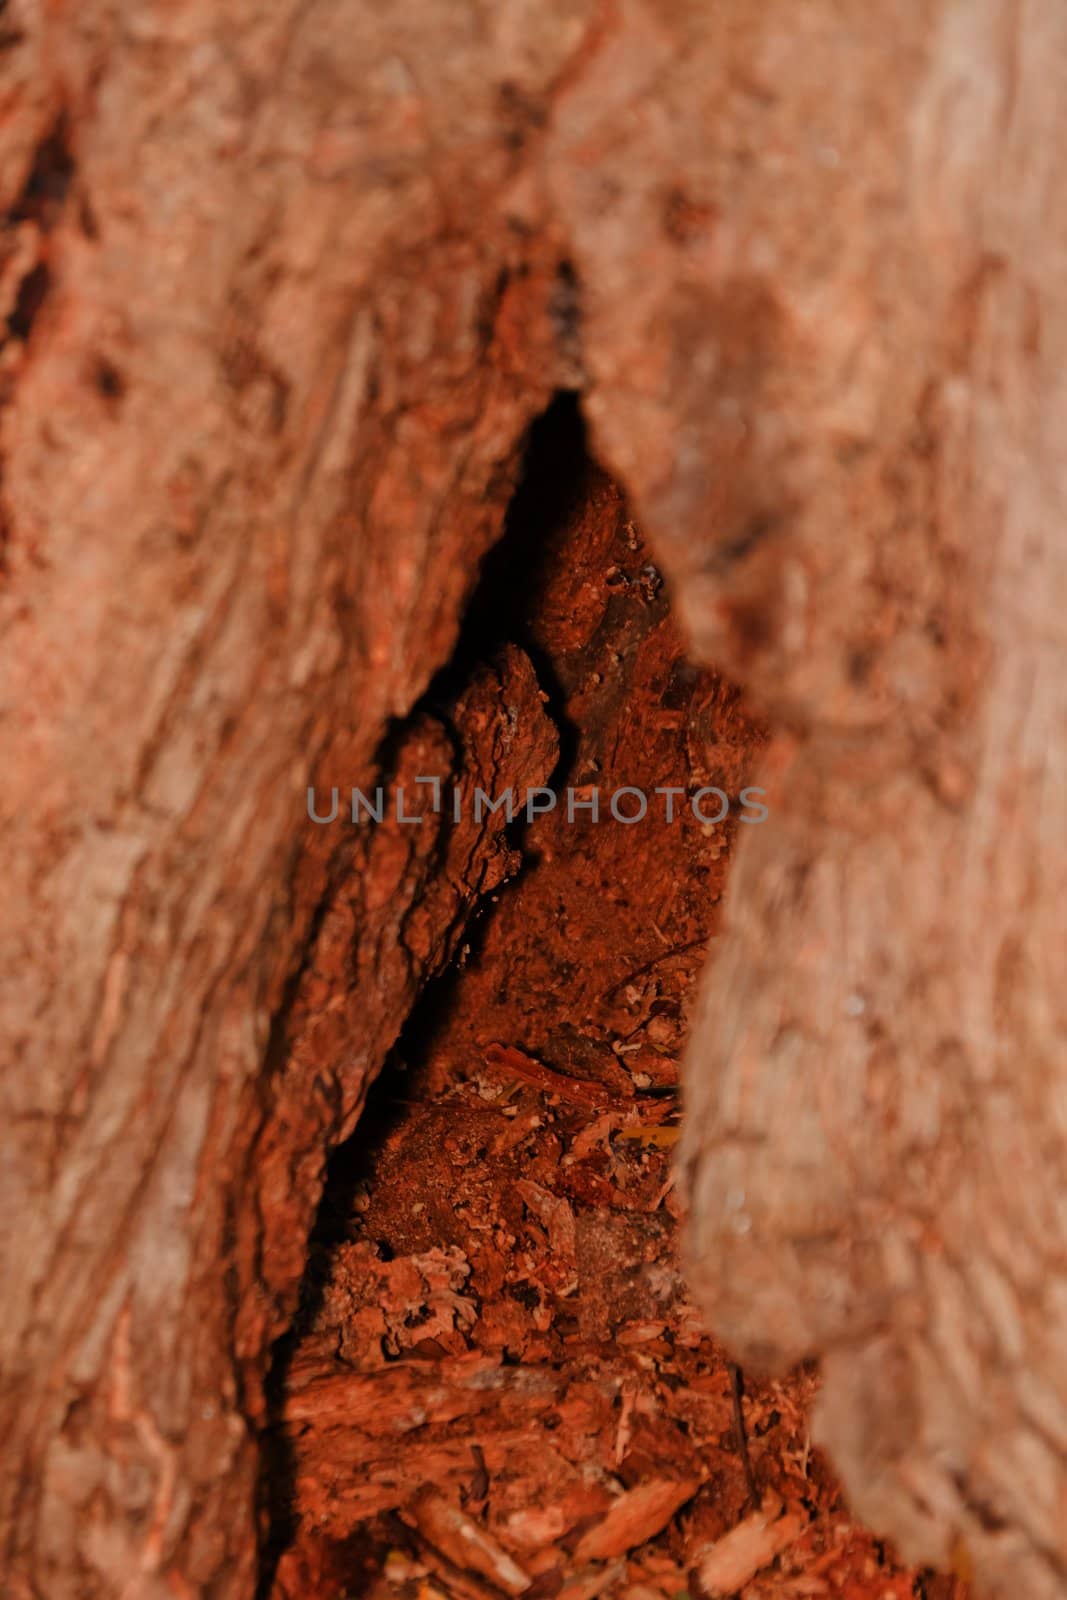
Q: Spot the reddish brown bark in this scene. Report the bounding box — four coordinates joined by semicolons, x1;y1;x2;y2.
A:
2;3;1064;1598
1;8;576;1593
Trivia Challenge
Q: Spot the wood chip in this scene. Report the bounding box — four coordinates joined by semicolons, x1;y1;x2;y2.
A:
557;1560;628;1600
574;1477;701;1562
485;1043;615;1109
515;1179;578;1294
692;1494;805;1596
503;1506;571;1547
405;1490;532;1595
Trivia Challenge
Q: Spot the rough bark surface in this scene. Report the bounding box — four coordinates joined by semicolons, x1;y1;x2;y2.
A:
651;12;1067;1600
1;2;1064;1598
1;6;577;1594
236;647;557;1402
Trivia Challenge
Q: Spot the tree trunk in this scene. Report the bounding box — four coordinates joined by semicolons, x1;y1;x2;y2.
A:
2;3;1064;1597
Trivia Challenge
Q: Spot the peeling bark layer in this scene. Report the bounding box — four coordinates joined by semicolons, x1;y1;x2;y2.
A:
236;647;557;1403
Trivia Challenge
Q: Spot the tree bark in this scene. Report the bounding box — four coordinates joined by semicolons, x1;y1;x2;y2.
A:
2;3;1064;1597
650;10;1067;1599
1;7;575;1593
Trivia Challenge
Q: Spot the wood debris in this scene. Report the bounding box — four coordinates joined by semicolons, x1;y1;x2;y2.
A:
269;490;967;1600
692;1493;805;1596
403;1491;531;1595
484;1043;618;1110
573;1477;701;1562
556;1561;628;1600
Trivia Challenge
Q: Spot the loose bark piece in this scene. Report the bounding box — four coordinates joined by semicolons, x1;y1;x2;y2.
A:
281;1353;619;1527
404;1493;532;1596
574;1478;701;1564
692;1495;805;1598
557;1562;628;1600
238;647;558;1379
485;1045;619;1111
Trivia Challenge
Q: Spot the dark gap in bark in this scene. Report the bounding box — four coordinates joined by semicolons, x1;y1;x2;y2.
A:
1;114;74;349
10;111;75;226
417;387;586;790
291;358;593;1235
255;390;593;1595
256;385;778;1598
5;261;50;343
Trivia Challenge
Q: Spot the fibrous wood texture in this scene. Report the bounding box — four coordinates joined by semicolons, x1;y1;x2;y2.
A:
658;11;1067;1600
1;2;1064;1598
1;7;576;1594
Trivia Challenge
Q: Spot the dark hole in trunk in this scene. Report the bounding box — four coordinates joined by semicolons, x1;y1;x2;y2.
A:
256;393;861;1599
